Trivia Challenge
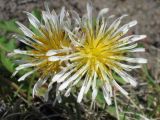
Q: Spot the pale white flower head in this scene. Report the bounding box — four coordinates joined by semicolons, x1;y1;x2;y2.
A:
11;3;72;101
48;2;147;105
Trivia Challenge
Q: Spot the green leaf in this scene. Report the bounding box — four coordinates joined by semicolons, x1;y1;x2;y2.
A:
147;95;154;108
5;39;17;51
107;106;125;120
0;36;16;72
5;39;16;51
113;73;126;85
96;91;105;107
142;65;155;85
31;9;41;21
0;36;9;51
0;52;14;72
0;36;16;51
0;19;20;33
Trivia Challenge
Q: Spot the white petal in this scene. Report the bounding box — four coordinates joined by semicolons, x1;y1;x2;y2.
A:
57;68;75;83
59;64;88;91
46;50;60;56
112;80;128;96
18;69;37;81
51;9;58;19
118;35;146;47
97;18;107;37
13;49;44;56
113;68;137;87
60;7;65;24
115;62;141;71
14;49;27;54
96;8;109;32
59;80;71;91
118;43;138;51
102;86;112;105
87;2;93;28
77;75;88;103
107;14;128;34
24;12;40;29
69;56;84;61
16;21;34;38
33;77;48;97
42;11;51;32
109;56;147;64
92;88;98;101
99;63;111;86
16;37;34;48
92;72;97;89
46;48;71;56
123;57;147;64
128;20;137;27
48;56;62;61
72;75;83;86
71;65;88;86
15;61;44;71
50;74;62;84
13;35;38;49
64;27;83;47
71;10;81;24
84;76;92;94
11;71;18;77
97;8;109;21
44;2;50;13
57;95;62;103
129;48;145;52
127;35;146;44
45;76;60;101
16;22;43;45
64;26;76;37
77;85;86;103
92;73;98;101
113;20;137;36
103;82;112;97
33;78;42;96
16;63;35;71
51;65;75;83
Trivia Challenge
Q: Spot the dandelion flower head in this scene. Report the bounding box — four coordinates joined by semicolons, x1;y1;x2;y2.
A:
12;4;71;97
48;3;147;105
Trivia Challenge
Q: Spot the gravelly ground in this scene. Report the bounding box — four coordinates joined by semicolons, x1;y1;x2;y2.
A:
0;0;160;79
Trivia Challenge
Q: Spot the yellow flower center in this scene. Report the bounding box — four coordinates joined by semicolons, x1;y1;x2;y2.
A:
76;34;123;79
30;28;70;76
